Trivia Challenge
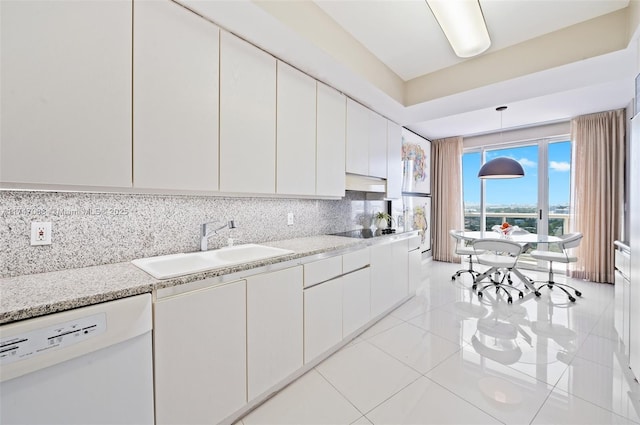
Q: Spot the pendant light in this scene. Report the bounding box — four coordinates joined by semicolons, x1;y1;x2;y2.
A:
426;0;491;58
478;106;525;179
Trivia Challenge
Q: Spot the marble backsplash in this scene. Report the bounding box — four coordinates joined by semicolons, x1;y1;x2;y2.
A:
1;190;386;278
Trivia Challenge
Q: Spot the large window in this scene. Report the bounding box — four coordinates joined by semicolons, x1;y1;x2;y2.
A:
463;138;572;266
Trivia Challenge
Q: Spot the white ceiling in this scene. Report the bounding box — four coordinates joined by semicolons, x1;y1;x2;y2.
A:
315;0;629;81
180;0;638;140
312;0;636;140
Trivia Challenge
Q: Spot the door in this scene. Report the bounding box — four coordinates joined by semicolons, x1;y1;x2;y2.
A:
246;266;303;400
154;281;246;425
276;61;316;195
133;0;220;191
219;31;276;194
304;277;343;363
1;0;132;187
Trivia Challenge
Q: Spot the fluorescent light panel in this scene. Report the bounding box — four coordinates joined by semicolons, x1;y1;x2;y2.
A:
427;0;491;58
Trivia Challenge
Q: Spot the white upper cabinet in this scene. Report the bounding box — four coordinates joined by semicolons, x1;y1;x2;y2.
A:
345;99;389;180
316;83;346;197
219;31;276;194
345;99;370;176
386;121;403;199
368;111;388;179
276;62;316;196
133;0;219;191
0;0;132;187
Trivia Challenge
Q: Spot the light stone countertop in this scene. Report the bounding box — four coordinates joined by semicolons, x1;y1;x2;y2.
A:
1;234;420;325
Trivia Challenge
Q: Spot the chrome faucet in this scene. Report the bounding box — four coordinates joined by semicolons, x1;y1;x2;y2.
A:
200;220;236;251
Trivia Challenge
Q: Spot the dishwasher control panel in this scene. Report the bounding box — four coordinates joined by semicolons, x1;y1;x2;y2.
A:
0;313;106;365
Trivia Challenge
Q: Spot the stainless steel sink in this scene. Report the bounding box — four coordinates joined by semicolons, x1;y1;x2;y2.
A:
132;244;294;279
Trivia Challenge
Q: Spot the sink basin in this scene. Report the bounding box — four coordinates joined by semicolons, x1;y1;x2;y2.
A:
132;244;294;279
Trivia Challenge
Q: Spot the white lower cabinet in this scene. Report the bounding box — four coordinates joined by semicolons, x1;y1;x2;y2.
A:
342;267;371;337
154;280;246;425
370;239;410;317
304;277;343;363
408;248;422;295
152;237;416;423
391;238;410;301
247;266;303;400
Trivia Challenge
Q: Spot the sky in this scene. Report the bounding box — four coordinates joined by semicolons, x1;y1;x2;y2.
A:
463;141;571;207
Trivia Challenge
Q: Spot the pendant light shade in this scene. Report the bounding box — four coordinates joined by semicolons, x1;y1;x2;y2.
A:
478;157;525;179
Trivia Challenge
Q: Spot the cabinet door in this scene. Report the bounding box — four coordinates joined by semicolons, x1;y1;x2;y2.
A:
408;249;422;295
342;267;371;336
276;62;316;195
614;270;625;345
304;278;343;363
391;239;410;303
369;111;388;178
623;278;631;357
631;117;640;379
220;32;276;194
317;83;346;197
133;0;219;191
154;280;246;425
345;99;369;175
386;121;403;199
370;242;394;317
1;0;131;187
247;266;303;400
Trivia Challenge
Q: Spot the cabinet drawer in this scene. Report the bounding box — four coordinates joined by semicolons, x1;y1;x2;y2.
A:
342;248;369;273
303;256;342;288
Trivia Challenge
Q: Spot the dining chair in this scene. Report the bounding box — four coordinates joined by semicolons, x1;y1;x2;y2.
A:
449;230;482;283
472;238;525;304
529;232;583;302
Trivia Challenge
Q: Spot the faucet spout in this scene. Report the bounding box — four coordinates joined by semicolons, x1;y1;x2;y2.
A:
201;220;236;251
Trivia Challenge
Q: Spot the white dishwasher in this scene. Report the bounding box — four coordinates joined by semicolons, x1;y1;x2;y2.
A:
0;294;154;425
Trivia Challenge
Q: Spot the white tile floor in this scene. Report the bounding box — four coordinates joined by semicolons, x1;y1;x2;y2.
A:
239;261;640;425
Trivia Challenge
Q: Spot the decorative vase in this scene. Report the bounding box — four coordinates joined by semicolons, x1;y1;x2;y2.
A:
374;218;389;230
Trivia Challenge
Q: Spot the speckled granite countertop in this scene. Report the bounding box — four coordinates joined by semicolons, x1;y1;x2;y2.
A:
1;233;417;325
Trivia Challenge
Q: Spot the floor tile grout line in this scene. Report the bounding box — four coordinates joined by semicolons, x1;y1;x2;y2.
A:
422;375;507;425
366;325;468;377
358;373;425;419
312;365;368;421
549;384;640;424
527;383;557;425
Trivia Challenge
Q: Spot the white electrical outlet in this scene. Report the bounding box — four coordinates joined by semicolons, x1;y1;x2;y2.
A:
30;222;52;246
287;212;294;226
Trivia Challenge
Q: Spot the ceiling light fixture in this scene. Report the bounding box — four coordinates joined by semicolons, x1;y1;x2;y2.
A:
478;106;525;179
426;0;491;58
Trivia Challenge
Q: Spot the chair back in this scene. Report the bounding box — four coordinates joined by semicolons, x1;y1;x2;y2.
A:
449;230;475;254
472;238;523;257
559;232;583;250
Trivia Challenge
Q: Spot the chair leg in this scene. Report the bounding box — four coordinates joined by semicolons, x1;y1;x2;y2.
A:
451;255;481;282
535;261;582;302
476;268;524;304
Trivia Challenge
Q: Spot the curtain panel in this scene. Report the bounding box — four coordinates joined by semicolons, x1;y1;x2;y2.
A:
431;136;463;262
571;109;625;283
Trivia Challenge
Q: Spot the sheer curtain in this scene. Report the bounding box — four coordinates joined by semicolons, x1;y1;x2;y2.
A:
431;136;463;262
571;109;625;283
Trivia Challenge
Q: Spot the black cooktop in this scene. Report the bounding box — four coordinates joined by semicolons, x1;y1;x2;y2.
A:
332;228;396;239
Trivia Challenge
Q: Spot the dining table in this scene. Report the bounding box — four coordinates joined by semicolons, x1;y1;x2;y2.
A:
456;230;563;291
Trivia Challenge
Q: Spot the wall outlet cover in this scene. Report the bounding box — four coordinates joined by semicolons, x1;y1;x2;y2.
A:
31;222;52;246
